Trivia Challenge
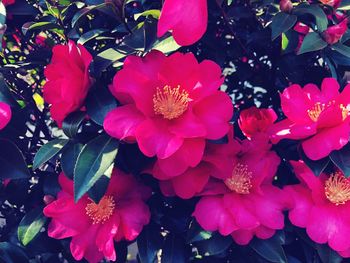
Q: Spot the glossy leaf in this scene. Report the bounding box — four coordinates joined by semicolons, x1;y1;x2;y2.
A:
162;234;186;263
137;224;163;263
61;143;84;179
195;232;233;256
271;13;297;40
0;242;29;263
62;111;85;138
74;135;119;202
298;32;327;55
18;207;47;246
331;43;350;58
316;244;342;263
293;4;328;31
0;139;30;179
300;147;329;176
330;143;350;177
33;139;69;170
250;233;287;263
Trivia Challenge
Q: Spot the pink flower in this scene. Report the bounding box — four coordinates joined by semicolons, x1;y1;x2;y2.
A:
157;0;207;46
0;102;11;130
44;170;151;263
2;0;15;6
294;22;309;53
104;50;233;172
238;106;277;139
270;78;350;160
320;0;341;8
191;135;287;245
43;40;92;127
280;0;293;12
322;18;348;45
285;161;350;257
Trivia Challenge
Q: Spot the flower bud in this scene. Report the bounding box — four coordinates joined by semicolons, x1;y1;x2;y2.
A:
322;18;348;45
280;0;293;13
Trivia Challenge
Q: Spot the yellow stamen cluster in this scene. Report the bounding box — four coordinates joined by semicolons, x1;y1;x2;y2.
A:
85;195;115;224
307;100;349;122
153;85;190;120
325;172;350;205
225;163;253;194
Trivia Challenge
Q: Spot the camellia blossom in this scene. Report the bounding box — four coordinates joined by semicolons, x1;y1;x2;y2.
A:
44;170;151;263
285;161;350;257
192;134;287;244
43;40;92;126
270;78;350;160
322;18;348;45
2;0;15;6
0;102;11;130
157;0;208;46
104;50;233;175
238;106;277;139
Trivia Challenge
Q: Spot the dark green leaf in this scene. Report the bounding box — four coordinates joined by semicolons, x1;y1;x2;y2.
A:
331;43;350;58
62;111;85;138
0;75;20;107
74;135;119;202
298;32;327;55
88;175;110;203
162;234;186;263
33;139;69;170
293;4;328;31
71;3;107;27
144;17;158;51
300;147;329;176
195;232;232;256
61;143;84;179
0;139;30;179
0;242;29;263
316;244;342;263
85;87;117;126
22;22;61;35
77;29;108;45
330;143;350;177
18;207;47;246
137;224;163;263
250;233;287;263
186;220;213;243
338;0;350;10
271;13;297;40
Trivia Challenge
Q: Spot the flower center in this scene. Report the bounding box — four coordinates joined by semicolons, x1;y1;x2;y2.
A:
153;85;190;120
85;195;115;224
325;172;350;205
307;101;349;122
224;163;253;194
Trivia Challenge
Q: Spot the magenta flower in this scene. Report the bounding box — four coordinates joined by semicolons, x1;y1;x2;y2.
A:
286;161;350;257
322;19;348;45
44;170;151;263
157;0;208;46
0;102;11;130
104;50;233;174
270;78;350;160
192;134;287;244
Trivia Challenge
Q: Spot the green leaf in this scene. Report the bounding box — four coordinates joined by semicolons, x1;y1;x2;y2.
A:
0;242;29;263
144;17;158;52
338;0;350;10
0;139;30;179
153;35;181;54
331;42;350;58
316;244;342;263
71;3;107;28
22;21;61;35
18;207;47;246
33;139;69;170
300;147;329;176
74;135;119;202
186;220;213;243
0;75;20;107
62;111;85;138
134;9;160;20
298;32;327;55
85;87;117;126
195;232;232;256
61;143;84;179
293;4;328;32
330;143;350;177
137;224;163;263
271;13;297;40
250;233;287;263
88;175;110;203
77;28;107;45
162;234;186;263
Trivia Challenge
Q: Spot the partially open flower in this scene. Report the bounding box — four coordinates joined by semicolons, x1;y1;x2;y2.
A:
322;19;348;45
